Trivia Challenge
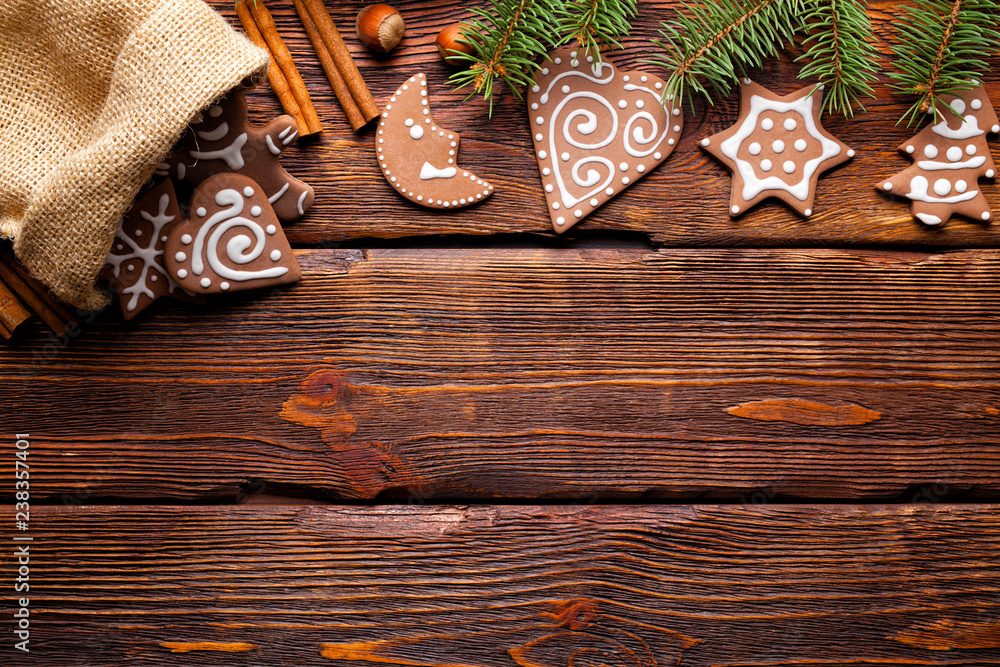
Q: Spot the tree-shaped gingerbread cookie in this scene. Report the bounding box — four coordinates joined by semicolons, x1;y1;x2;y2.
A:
878;83;999;226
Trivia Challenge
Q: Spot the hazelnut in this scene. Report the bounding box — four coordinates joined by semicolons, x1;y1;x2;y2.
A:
436;23;476;65
356;4;405;54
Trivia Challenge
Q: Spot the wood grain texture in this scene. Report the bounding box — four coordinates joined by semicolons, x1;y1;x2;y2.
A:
3;247;1000;503
5;505;999;666
206;0;1000;247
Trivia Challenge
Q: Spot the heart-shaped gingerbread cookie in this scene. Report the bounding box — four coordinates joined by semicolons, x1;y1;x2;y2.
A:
528;46;683;233
164;174;300;294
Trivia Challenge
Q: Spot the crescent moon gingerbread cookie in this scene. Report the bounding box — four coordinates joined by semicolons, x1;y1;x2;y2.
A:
376;73;494;209
105;179;204;320
159;91;314;223
700;79;854;218
164;174;301;295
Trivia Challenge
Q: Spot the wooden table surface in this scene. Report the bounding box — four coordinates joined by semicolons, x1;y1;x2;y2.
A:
3;1;1000;664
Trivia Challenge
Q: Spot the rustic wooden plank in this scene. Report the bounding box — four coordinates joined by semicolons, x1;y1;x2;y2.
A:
206;0;1000;247
10;505;1000;665
3;247;1000;503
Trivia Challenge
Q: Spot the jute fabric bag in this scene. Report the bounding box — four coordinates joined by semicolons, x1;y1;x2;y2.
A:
0;0;268;310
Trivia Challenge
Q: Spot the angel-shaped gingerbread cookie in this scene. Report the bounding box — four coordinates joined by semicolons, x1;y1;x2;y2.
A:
159;91;314;223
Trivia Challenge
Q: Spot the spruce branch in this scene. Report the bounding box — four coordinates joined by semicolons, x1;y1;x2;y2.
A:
795;0;880;117
888;0;1000;125
645;0;803;110
448;0;563;116
450;0;635;113
557;0;638;65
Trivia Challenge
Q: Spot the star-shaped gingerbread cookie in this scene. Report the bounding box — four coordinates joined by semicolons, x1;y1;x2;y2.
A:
700;79;854;217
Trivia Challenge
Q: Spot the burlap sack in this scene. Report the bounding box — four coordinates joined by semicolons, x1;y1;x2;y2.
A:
0;0;269;310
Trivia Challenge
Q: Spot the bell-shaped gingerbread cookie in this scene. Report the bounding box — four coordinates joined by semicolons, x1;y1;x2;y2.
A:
160;91;314;223
164;174;301;294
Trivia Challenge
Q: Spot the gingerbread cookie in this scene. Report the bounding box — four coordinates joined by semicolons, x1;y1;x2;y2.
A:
159;91;314;223
376;73;494;209
700;79;854;217
528;46;683;233
164;174;301;294
105;180;203;319
878;82;999;226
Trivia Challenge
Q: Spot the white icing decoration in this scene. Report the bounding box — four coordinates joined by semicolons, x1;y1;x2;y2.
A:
196;207;207;217
933;178;951;196
279;126;292;139
201;277;211;288
191;133;248;169
251;206;262;217
951;99;966;114
297;191;308;216
198;123;229;141
265;135;281;155
917;213;943;225
924;145;938;159
419;162;457;180
772;140;785;153
720;92;841;202
221;282;230;290
269;183;289;203
906;175;977;204
189;188;289;283
955;179;968;193
946;146;963;162
177;269;187;278
967;144;977;155
794;139;807;152
783;118;797;131
916;156;986;171
761;118;773;131
410;125;424;140
759;159;772;172
177;163;186;180
971;98;983;110
270;250;281;261
931;113;985;140
782;160;795;174
749;142;761;155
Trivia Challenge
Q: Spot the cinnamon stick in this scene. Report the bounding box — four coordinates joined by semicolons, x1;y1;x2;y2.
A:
291;0;366;131
300;0;380;127
0;278;30;340
238;0;323;137
236;0;307;134
0;246;77;337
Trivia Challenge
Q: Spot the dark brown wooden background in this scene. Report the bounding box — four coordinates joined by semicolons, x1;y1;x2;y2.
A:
2;1;999;665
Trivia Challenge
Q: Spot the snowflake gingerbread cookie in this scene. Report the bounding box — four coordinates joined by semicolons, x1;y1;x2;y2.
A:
878;83;999;226
700;79;854;217
105;179;202;320
160;91;314;223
